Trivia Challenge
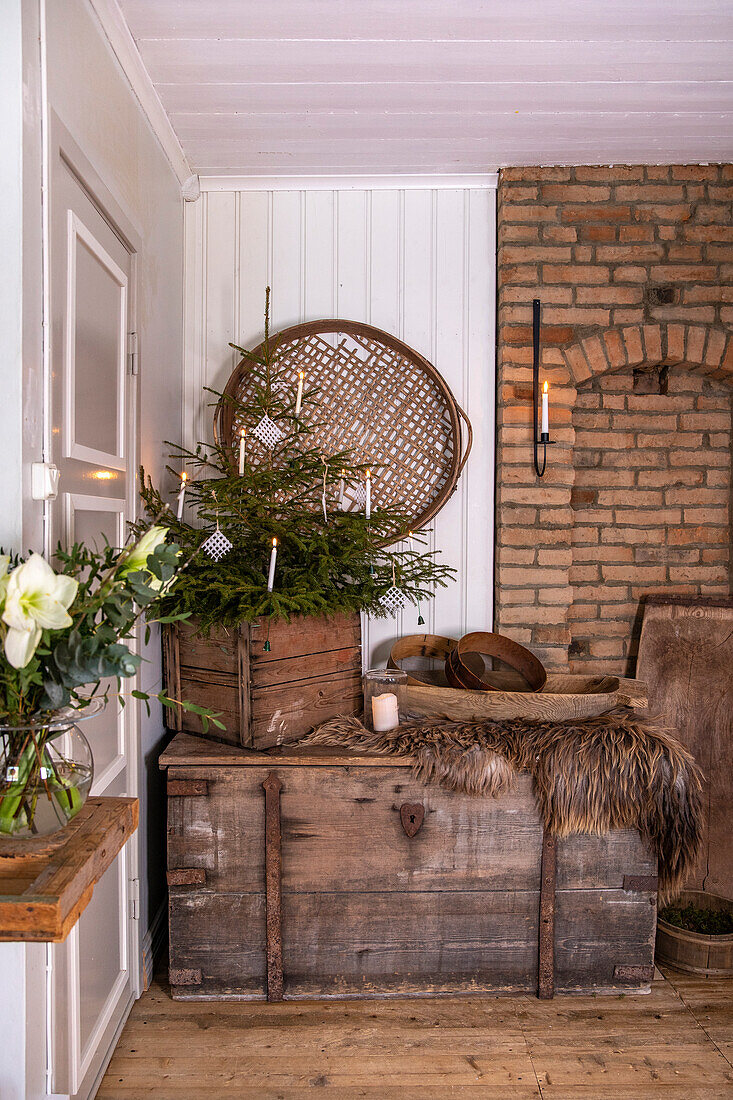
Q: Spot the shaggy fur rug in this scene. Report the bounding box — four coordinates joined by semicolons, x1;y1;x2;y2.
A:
303;710;703;902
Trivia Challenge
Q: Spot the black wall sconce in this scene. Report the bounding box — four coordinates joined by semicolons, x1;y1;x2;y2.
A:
532;298;553;478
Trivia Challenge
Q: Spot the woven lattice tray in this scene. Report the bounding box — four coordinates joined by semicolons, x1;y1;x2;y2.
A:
216;320;472;534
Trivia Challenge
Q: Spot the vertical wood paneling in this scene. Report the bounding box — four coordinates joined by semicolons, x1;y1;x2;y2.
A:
205;192;238;398
183;183;496;666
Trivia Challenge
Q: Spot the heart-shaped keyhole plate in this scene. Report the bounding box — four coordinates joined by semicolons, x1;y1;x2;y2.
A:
400;802;425;837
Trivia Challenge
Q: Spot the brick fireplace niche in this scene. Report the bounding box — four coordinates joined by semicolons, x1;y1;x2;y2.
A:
495;164;733;673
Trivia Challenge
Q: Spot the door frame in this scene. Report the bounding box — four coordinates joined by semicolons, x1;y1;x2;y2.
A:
45;112;145;1096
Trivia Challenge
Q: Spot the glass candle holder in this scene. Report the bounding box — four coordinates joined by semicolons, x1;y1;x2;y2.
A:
363;668;407;732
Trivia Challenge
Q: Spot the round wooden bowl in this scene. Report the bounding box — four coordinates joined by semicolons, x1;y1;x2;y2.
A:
405;674;647;723
656;890;733;976
446;631;547;693
387;634;458;686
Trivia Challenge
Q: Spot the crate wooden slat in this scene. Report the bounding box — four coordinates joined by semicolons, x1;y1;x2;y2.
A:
0;796;138;942
162;733;657;1001
164;613;362;750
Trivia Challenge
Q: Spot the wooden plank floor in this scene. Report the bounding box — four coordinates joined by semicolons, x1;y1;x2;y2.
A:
99;969;733;1099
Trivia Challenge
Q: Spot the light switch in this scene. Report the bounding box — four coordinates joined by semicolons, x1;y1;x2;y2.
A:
31;462;60;501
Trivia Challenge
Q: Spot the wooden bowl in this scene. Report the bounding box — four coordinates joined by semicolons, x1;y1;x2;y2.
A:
405;674;648;723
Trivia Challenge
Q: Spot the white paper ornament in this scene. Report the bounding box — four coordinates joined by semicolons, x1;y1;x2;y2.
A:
201;529;233;561
350;483;367;507
379;585;408;615
252;414;284;449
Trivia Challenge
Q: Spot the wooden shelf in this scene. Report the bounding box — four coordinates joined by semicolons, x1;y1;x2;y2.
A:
0;796;138;943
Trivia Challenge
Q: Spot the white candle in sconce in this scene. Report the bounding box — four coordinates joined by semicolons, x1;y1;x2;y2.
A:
541;380;549;438
294;371;304;416
365;468;371;520
176;472;187;520
371;691;399;732
238;427;246;475
267;537;278;592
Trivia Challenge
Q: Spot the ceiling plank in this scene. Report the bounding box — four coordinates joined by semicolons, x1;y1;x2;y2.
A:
136;38;733;86
119;0;733;42
158;81;733;115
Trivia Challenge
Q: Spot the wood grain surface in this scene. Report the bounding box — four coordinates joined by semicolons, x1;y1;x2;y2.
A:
164;737;657;1000
0;796;138;942
637;597;733;898
98;969;733;1098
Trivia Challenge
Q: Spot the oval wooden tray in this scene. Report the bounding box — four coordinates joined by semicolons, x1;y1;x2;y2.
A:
405;673;648;723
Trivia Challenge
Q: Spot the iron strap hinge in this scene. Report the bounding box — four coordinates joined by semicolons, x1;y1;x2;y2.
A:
127;331;139;375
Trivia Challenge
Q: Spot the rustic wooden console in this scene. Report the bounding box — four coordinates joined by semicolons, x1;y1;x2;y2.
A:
161;733;658;1001
0;796;138;942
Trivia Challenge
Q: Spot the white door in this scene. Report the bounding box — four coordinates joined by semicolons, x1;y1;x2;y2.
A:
47;127;141;1098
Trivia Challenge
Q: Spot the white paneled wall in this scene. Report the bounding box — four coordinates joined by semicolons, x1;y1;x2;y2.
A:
184;185;496;666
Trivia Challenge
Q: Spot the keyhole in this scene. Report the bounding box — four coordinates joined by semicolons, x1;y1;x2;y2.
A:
409;814;416;824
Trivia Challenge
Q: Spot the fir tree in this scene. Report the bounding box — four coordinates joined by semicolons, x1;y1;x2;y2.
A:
138;290;454;632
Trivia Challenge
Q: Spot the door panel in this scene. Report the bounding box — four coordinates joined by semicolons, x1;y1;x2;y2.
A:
65;212;127;467
48;135;140;1098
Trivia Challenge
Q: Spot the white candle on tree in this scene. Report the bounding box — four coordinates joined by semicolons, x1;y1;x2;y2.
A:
338;469;346;510
238;427;246;475
365;469;371;520
541;380;549;437
267;537;278;592
176;472;187;520
294;371;304;416
372;692;399;732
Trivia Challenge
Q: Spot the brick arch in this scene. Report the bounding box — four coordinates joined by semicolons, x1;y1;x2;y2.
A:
560;322;733;387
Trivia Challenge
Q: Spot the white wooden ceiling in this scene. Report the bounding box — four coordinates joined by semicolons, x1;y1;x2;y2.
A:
117;0;733;178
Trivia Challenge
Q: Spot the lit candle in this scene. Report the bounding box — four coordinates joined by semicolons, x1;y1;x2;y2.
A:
338;469;346;510
541;380;549;438
294;370;304;416
176;472;187;520
238;427;246;475
267;537;278;592
365;469;371;521
372;691;399;732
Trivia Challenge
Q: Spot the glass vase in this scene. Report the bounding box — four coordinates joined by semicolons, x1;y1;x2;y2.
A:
363;668;407;732
0;715;94;839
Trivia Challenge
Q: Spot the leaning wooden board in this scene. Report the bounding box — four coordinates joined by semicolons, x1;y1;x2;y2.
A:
163;613;362;750
0;797;138;942
161;732;657;1001
637;596;733;899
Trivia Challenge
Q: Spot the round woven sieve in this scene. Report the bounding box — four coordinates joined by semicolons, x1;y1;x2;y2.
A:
215;319;472;536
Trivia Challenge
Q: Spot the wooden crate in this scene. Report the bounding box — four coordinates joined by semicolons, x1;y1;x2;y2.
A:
163;613;362;750
161;733;659;1001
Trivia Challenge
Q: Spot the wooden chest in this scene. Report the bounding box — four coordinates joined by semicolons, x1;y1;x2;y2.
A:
161;733;658;1001
163;613;362;749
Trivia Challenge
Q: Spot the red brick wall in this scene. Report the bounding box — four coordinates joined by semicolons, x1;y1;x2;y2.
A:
496;164;733;674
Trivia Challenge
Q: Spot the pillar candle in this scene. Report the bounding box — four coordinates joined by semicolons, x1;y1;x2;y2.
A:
267;537;278;592
294;371;304;416
176;472;187;520
541;381;549;437
372;691;399;732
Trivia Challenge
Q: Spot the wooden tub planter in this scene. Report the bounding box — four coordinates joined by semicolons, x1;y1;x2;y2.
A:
163;613;362;750
161;732;659;1002
656;890;733;976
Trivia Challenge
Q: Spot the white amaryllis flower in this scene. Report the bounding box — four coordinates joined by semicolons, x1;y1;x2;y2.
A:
119;526;169;579
2;554;78;669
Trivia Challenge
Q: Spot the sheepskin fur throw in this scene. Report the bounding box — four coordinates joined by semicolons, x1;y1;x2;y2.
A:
304;710;703;903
